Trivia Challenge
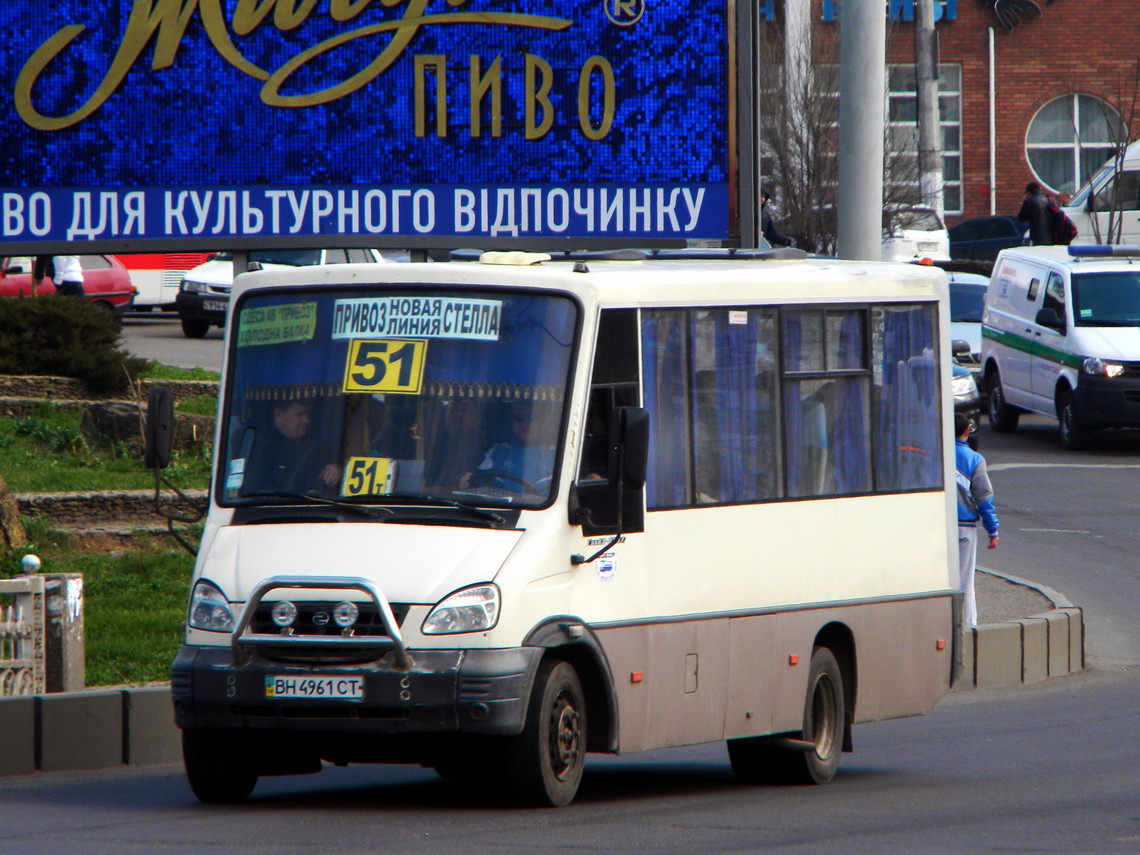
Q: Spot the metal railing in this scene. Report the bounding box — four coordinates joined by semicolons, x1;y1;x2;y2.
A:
0;575;46;696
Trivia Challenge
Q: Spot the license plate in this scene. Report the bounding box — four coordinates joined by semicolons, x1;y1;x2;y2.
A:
202;299;228;312
265;675;364;700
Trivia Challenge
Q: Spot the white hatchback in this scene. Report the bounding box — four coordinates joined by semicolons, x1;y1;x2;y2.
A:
881;206;950;263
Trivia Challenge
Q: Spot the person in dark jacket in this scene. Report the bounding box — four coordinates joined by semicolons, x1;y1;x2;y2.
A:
245;400;342;496
1016;181;1053;245
761;191;796;247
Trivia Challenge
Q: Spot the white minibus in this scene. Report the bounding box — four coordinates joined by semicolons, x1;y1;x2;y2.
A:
152;251;960;807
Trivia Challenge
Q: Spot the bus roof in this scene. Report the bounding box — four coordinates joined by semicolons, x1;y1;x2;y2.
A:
234;254;948;308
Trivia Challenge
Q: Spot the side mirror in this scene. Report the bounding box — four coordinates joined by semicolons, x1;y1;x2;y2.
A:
1035;307;1064;332
144;387;174;469
951;339;971;356
611;406;649;489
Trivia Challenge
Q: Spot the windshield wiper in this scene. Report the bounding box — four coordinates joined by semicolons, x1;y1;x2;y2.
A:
237;490;505;525
239;490;393;520
383;492;507;526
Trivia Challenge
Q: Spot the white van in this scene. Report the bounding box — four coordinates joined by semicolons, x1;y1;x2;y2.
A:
981;245;1140;448
1064;141;1140;245
151;251;959;807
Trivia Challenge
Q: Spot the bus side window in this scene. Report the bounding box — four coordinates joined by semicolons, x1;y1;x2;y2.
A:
576;309;643;535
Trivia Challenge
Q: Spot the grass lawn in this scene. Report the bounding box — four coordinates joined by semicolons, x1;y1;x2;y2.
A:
1;519;197;686
0;359;215;685
0;402;212;493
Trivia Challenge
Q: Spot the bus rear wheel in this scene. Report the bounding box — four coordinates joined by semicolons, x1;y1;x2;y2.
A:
728;646;845;786
505;659;586;807
182;728;259;804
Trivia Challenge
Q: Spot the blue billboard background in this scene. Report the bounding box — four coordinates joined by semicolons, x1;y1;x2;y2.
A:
0;1;732;246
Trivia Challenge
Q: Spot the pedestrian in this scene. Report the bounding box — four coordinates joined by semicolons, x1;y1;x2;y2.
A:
1016;181;1053;245
761;190;796;248
51;255;85;297
954;412;999;628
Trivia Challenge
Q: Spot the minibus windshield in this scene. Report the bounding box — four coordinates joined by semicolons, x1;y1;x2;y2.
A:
1071;271;1140;326
219;287;578;510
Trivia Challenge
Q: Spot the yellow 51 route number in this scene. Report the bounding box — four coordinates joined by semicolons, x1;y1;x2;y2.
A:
343;339;426;394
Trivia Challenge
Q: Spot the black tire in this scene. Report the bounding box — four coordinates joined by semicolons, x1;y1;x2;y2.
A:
728;647;845;786
181;318;211;339
1058;388;1091;450
182;728;259;804
505;659;587;807
986;372;1020;432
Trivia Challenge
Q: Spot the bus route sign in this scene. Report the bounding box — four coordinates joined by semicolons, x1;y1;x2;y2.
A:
0;0;735;252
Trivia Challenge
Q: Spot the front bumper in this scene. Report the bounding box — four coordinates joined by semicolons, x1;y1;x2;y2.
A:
171;644;542;737
1074;374;1140;428
175;290;229;325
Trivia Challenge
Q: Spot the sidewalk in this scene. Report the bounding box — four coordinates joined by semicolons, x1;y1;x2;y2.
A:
960;568;1085;691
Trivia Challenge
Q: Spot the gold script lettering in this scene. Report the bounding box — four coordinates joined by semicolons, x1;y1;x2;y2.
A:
15;0;573;131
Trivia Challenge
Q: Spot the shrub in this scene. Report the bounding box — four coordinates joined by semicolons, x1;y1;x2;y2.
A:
0;297;147;393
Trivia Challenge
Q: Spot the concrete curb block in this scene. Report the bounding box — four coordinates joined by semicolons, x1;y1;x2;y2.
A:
956;569;1086;691
0;685;179;778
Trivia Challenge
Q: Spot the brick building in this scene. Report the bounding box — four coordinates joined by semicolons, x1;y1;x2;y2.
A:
763;0;1140;226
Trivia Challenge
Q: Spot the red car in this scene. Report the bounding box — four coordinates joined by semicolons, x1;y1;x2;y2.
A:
0;255;137;317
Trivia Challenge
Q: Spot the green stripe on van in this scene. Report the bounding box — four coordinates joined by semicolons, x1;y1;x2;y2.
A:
981;326;1083;369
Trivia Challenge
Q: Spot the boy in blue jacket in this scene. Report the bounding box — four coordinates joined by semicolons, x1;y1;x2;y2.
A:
955;413;999;627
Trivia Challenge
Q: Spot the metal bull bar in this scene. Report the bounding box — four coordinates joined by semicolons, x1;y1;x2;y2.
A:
232;576;410;670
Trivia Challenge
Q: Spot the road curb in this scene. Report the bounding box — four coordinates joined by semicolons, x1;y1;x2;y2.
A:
958;569;1085;691
0;685;180;778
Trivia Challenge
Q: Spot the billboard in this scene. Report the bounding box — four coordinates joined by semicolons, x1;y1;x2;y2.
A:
0;0;738;252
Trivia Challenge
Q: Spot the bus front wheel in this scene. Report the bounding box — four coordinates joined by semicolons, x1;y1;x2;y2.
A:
505;659;586;807
182;728;259;804
728;646;845;786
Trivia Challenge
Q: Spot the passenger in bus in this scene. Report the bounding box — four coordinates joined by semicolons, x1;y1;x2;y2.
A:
244;400;342;496
425;397;485;489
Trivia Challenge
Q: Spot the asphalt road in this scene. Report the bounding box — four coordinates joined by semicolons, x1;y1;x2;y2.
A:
121;311;224;372
0;668;1134;855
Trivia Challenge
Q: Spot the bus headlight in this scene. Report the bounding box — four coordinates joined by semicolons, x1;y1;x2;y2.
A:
422;584;500;635
187;580;235;632
1082;357;1124;378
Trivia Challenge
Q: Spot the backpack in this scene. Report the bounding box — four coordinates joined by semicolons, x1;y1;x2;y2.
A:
1048;199;1078;245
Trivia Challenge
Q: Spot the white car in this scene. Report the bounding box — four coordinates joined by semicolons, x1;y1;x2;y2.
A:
175;248;388;338
948;271;988;381
881;206;951;263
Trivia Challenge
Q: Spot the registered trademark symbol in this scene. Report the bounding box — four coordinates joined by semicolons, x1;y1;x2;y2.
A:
604;0;646;27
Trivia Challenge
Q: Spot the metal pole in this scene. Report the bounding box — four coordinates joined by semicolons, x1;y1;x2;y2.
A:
837;0;886;260
915;0;944;218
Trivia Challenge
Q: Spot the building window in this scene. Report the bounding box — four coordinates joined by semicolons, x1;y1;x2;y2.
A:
1026;95;1124;196
886;64;963;214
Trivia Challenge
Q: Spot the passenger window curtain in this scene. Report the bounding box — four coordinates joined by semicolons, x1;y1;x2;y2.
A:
873;304;941;491
642;311;690;508
691;310;779;504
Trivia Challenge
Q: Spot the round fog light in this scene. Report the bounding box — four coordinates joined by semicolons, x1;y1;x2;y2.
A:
333;601;359;629
271;600;298;627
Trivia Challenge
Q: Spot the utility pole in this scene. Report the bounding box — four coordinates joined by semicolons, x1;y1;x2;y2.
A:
915;0;944;217
837;0;885;260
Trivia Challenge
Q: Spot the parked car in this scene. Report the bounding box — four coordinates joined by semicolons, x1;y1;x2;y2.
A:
948;215;1027;261
176;248;387;338
881;206;950;262
0;255;136;317
948;271;988;383
952;361;981;450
